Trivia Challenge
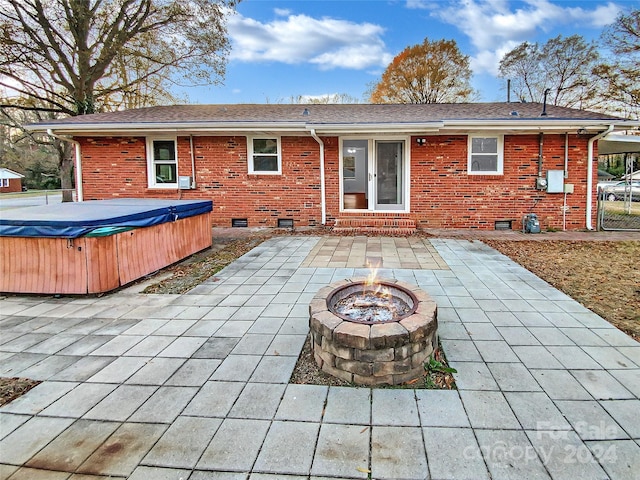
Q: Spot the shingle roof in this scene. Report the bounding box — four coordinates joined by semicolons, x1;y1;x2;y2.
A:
36;102;624;126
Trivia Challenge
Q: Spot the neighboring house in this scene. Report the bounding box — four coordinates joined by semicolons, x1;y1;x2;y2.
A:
0;168;25;193
27;103;639;232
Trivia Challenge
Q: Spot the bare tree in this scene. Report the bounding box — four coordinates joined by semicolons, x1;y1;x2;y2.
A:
595;8;640;119
369;38;474;104
285;93;361;104
499;35;601;109
0;0;238;199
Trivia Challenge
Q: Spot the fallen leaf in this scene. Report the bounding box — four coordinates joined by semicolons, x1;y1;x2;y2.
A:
356;466;371;473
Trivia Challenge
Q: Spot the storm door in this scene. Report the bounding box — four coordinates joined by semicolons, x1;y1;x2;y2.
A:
341;138;406;211
374;141;405;210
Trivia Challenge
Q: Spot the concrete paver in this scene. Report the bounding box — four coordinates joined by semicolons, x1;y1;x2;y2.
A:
142;416;223;469
311;423;370;479
1;234;639;478
196;418;270;472
0;416;75;465
254;421;319;475
526;429;609;480
228;383;286;420
76;422;166;477
24;419;119;472
371;389;420;427
323;387;370;425
371;426;428;479
182;381;244;418
422;427;490;480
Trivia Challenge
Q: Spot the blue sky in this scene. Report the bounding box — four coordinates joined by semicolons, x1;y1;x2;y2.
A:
183;0;636;104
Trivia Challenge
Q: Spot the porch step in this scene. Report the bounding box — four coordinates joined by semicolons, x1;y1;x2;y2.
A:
333;217;417;235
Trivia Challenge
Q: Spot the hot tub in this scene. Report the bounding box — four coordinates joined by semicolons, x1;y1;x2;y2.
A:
0;199;212;294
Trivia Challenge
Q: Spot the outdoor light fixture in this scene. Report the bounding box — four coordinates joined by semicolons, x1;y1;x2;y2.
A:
577;128;587;135
416;138;427;146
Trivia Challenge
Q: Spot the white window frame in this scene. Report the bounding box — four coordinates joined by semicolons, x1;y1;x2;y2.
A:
467;134;504;175
1;179;8;187
247;136;282;174
147;137;178;188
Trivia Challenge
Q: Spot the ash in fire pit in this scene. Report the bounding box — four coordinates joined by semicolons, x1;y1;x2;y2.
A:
310;277;438;386
329;281;416;324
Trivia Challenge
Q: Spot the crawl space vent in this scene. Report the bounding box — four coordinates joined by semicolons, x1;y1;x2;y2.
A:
278;218;294;228
231;218;248;228
494;220;513;230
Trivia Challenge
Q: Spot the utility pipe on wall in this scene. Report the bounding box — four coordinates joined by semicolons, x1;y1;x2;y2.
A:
537;132;544;177
189;135;197;188
47;129;83;202
586;125;614;230
309;129;326;225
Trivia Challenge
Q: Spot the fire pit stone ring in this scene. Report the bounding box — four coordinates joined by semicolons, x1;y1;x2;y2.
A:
309;277;438;386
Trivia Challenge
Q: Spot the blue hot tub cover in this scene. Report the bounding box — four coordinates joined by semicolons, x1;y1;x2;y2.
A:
0;198;213;238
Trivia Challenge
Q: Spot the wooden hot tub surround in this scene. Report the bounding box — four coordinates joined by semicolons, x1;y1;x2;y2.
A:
0;199;213;295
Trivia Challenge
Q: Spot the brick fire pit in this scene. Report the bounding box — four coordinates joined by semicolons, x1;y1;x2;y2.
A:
309;278;438;386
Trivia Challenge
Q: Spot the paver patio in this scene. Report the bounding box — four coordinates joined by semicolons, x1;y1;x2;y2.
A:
0;235;639;479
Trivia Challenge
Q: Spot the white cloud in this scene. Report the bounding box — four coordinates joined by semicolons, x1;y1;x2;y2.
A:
228;11;393;70
422;0;622;74
274;8;291;17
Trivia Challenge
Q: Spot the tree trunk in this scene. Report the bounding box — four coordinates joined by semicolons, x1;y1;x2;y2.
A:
57;140;75;202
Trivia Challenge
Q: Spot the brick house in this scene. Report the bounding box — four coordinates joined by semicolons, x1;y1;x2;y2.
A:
0;168;25;193
29;103;639;232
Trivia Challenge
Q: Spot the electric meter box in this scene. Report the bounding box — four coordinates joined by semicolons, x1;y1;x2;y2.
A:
178;176;192;190
546;170;565;193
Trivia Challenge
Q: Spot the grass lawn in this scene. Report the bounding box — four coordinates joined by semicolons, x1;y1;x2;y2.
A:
602;200;640;216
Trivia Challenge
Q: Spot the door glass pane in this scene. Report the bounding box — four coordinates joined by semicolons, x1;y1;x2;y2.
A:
342;140;368;210
376;141;403;206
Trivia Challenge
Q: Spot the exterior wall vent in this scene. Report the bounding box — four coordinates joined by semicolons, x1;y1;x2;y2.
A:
278;218;294;229
231;218;248;228
495;219;513;230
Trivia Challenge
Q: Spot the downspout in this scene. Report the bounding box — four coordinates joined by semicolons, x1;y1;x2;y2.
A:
47;129;83;202
586;125;614;230
564;132;569;178
309;129;326;225
189;135;197;188
562;132;569;231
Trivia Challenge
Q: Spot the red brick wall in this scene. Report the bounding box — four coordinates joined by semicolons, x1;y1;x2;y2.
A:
409;134;595;230
79;135;323;227
77;133;596;230
0;178;23;193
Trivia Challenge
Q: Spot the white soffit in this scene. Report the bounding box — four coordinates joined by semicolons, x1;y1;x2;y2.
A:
599;134;640;155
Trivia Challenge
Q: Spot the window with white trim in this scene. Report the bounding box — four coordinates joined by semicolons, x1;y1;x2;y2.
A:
468;135;503;175
248;137;281;174
1;179;8;187
147;138;178;187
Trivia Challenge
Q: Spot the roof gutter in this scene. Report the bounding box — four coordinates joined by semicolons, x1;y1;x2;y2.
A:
29;121;309;134
311;123;444;135
586;125;614;230
309;128;326;225
47;129;83;202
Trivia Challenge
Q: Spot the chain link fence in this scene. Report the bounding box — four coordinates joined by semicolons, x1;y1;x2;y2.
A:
597;188;640;231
